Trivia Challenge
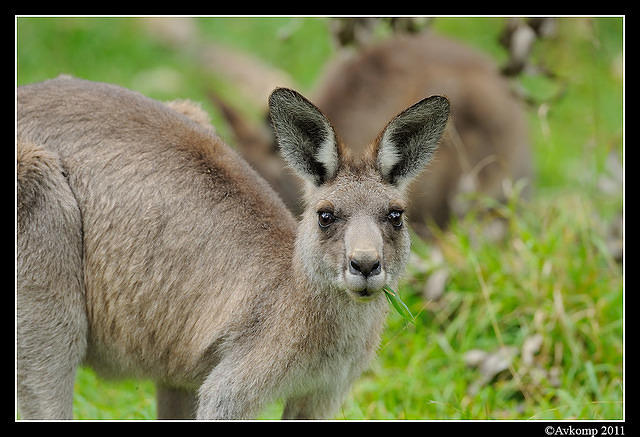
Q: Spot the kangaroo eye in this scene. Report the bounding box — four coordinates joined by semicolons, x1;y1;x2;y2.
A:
318;211;336;228
388;210;404;228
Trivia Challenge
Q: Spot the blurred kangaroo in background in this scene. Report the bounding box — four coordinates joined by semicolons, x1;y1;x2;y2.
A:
214;31;532;236
17;77;448;419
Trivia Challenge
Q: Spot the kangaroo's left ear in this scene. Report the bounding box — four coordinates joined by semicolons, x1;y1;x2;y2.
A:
374;95;450;190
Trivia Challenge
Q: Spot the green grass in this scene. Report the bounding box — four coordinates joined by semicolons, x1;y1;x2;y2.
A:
352;190;622;420
16;16;623;420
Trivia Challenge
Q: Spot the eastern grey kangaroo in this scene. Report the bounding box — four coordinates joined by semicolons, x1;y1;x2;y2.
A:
215;31;532;236
17;77;449;419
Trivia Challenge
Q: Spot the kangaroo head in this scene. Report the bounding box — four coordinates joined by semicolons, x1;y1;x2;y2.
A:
268;88;449;300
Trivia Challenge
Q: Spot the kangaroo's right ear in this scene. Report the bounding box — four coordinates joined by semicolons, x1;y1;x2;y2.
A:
268;88;341;186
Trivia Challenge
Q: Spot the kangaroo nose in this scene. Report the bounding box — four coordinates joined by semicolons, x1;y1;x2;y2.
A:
349;252;381;278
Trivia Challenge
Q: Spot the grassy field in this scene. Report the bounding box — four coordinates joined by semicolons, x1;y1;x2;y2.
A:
16;16;623;421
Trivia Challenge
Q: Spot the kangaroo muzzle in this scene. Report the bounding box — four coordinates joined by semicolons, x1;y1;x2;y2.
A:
349;249;381;278
343;216;385;297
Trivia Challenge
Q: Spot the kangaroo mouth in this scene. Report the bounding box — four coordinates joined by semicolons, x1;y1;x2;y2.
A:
346;288;376;302
348;283;383;301
344;265;386;301
356;288;373;298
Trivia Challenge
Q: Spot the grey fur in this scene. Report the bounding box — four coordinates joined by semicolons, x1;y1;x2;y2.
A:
16;77;448;420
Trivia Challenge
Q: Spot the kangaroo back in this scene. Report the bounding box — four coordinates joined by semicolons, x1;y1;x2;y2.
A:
18;77;297;394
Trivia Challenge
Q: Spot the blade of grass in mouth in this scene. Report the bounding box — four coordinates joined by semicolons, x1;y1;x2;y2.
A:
383;285;416;325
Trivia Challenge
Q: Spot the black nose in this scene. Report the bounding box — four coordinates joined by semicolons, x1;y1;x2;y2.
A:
349;258;381;278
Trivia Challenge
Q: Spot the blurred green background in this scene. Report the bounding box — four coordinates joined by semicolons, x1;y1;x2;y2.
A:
16;16;623;420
